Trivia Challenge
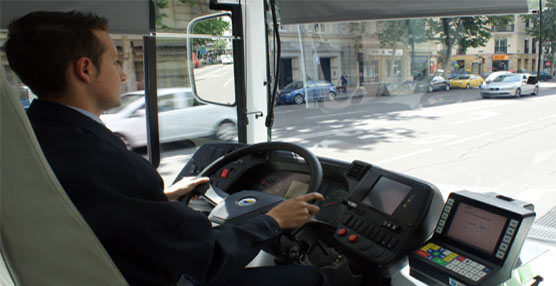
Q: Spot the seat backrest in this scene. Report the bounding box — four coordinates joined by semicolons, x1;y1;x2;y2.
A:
0;61;128;285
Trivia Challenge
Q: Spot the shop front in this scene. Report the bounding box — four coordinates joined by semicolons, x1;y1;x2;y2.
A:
492;54;510;71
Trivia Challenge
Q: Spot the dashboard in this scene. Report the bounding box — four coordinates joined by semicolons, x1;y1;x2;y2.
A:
174;142;444;279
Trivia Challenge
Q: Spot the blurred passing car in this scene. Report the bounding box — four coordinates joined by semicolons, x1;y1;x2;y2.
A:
480;73;538;98
414;75;450;93
483;71;512;85
101;88;237;149
277;80;338;105
449;74;483;89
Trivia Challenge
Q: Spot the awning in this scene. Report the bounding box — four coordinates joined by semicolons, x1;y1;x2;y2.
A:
278;0;530;25
1;1;152;34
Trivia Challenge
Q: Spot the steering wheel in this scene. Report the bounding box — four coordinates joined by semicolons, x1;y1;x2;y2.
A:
181;142;323;224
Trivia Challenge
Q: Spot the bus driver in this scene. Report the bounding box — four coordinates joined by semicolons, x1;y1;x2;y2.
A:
3;11;326;286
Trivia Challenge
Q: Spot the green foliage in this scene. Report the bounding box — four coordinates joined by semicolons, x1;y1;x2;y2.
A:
192;18;230;46
520;0;556;53
214;39;228;53
378;19;427;48
154;0;169;29
378;19;428;78
426;16;513;74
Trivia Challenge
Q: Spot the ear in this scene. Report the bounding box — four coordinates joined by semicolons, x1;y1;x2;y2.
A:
73;57;96;83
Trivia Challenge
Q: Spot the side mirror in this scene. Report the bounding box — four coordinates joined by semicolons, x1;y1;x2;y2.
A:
187;13;236;106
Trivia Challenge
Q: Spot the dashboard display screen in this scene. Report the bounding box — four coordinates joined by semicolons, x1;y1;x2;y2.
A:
446;203;508;254
361;176;411;215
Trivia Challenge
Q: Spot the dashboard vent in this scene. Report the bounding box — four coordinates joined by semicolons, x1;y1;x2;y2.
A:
347;161;370;180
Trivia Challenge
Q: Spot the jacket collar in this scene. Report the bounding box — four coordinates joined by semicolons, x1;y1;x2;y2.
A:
27;99;127;150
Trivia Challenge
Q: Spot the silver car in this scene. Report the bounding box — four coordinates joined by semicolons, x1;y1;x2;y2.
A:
480;73;539;98
101;88;237;149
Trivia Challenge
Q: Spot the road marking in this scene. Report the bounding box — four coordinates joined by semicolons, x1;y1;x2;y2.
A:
452;111;498;125
502;120;536;131
414;134;458;145
444;132;493;146
376;148;432;165
307;110;368;120
274;109;297;114
223;77;234;87
538;114;556;121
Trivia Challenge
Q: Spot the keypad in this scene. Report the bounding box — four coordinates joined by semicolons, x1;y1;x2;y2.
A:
415;242;491;282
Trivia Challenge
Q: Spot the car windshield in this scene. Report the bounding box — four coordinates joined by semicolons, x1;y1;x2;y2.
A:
104;93;144;114
456;75;470;79
493;75;521;83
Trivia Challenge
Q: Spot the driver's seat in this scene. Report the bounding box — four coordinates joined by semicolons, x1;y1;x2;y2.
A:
0;62;127;285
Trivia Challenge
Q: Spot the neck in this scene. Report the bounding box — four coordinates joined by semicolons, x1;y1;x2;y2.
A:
43;92;102;117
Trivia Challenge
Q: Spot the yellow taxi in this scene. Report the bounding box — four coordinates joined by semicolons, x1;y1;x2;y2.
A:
449;74;483;89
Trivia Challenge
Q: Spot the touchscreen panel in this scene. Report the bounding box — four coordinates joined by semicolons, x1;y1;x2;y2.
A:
446;202;508;254
361;176;411;215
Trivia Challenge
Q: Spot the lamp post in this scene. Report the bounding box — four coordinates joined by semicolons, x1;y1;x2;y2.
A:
537;0;543;81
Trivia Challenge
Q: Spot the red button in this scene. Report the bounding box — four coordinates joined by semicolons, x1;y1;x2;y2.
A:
416;250;430;258
337;228;347;236
348;234;358;243
457;256;466;262
220;169;230;178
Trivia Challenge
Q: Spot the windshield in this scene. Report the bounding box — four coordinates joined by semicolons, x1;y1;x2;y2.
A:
493;75;521;82
269;3;556;253
283;81;303;90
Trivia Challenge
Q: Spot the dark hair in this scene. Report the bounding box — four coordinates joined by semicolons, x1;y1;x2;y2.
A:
3;11;108;98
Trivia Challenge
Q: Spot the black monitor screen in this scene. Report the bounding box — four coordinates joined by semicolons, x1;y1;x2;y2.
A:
361;176;411;215
446;202;508;254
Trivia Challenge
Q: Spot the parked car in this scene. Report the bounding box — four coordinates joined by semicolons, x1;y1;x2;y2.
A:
277;80;338;105
480;73;538;98
449;74;483;89
101;88;237;149
538;71;553;81
221;55;233;64
448;69;468;79
414;75;450;93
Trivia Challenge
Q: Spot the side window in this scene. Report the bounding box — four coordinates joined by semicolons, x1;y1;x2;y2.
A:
158;94;175;112
173;92;191;109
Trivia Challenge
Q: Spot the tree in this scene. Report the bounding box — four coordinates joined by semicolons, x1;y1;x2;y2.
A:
214;39;228;54
426;16;513;76
378;19;427;79
192;18;230;46
521;0;556;73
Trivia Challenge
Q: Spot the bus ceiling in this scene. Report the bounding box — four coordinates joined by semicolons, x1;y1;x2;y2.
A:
277;0;530;25
1;0;531;33
0;1;154;34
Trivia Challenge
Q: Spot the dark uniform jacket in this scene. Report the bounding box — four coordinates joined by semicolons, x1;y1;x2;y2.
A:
27;99;282;285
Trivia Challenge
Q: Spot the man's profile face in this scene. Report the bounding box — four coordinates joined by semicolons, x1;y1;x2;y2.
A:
90;29;127;111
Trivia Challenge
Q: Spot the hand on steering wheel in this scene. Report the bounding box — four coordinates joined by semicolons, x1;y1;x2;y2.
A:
266;192;324;229
165;176;209;201
179;142;324;227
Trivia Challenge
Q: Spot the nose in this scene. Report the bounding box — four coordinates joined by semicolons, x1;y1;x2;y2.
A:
120;69;128;82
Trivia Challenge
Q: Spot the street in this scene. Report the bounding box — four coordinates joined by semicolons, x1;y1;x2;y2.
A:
158;85;556;216
193;63;235;104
